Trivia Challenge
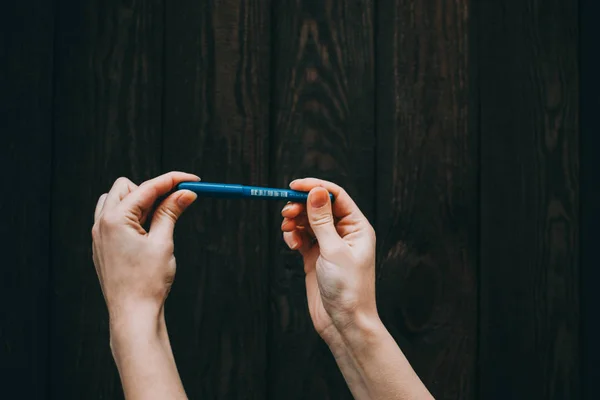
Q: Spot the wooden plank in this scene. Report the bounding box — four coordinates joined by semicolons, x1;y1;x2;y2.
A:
50;1;164;398
477;0;580;398
581;0;600;397
376;1;476;399
268;1;375;398
162;1;270;398
0;2;54;397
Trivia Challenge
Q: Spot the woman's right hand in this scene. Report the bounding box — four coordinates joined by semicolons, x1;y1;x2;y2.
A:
280;178;380;343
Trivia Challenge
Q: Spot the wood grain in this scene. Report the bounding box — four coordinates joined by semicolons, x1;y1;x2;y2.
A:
0;1;585;398
477;0;580;399
162;0;271;398
268;1;375;398
376;1;476;399
0;2;54;397
50;0;164;398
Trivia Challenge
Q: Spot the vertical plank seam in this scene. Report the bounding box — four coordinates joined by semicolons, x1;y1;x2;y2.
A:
160;0;166;175
578;0;583;386
579;3;590;396
578;0;583;393
47;0;59;397
469;0;482;397
265;0;276;398
372;0;378;240
579;0;593;396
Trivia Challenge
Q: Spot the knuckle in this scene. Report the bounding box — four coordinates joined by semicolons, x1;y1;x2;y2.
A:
115;176;131;185
156;205;179;223
152;238;174;254
142;184;159;200
91;224;100;240
310;212;333;227
99;212;120;229
366;224;376;240
163;171;178;187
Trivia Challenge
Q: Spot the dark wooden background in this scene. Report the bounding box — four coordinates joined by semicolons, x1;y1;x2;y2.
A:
0;0;586;399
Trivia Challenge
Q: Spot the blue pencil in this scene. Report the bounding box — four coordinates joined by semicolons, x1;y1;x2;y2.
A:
176;182;334;203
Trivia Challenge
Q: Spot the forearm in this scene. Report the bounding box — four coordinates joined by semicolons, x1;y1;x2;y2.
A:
110;308;187;400
325;314;433;400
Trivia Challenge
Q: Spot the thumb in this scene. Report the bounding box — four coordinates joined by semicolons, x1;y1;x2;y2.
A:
149;190;197;238
307;187;343;248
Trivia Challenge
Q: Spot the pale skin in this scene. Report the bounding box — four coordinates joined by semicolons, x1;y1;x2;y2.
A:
92;172;434;400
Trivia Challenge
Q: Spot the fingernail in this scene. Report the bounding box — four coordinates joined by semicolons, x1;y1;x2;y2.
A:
281;204;292;214
290;241;299;249
310;188;328;208
289;179;298;188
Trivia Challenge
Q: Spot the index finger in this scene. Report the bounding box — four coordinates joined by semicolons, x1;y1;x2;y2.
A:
289;177;366;221
118;171;200;217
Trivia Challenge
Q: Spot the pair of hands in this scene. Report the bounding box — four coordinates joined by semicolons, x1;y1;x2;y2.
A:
91;171;378;344
92;171;434;400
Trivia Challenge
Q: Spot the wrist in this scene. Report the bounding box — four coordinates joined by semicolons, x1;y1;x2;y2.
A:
326;313;434;400
108;302;167;355
325;310;386;357
106;304;186;399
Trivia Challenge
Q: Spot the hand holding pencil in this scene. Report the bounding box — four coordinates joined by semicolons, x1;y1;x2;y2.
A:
90;172;433;400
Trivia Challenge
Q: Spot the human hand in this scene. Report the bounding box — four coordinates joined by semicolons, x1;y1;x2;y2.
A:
92;171;197;400
284;179;434;400
91;171;200;332
280;178;378;343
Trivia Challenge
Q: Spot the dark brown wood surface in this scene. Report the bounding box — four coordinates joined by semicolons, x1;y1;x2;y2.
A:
376;1;477;399
477;0;580;399
0;2;54;397
0;0;585;398
267;1;375;398
50;0;164;398
162;0;271;398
